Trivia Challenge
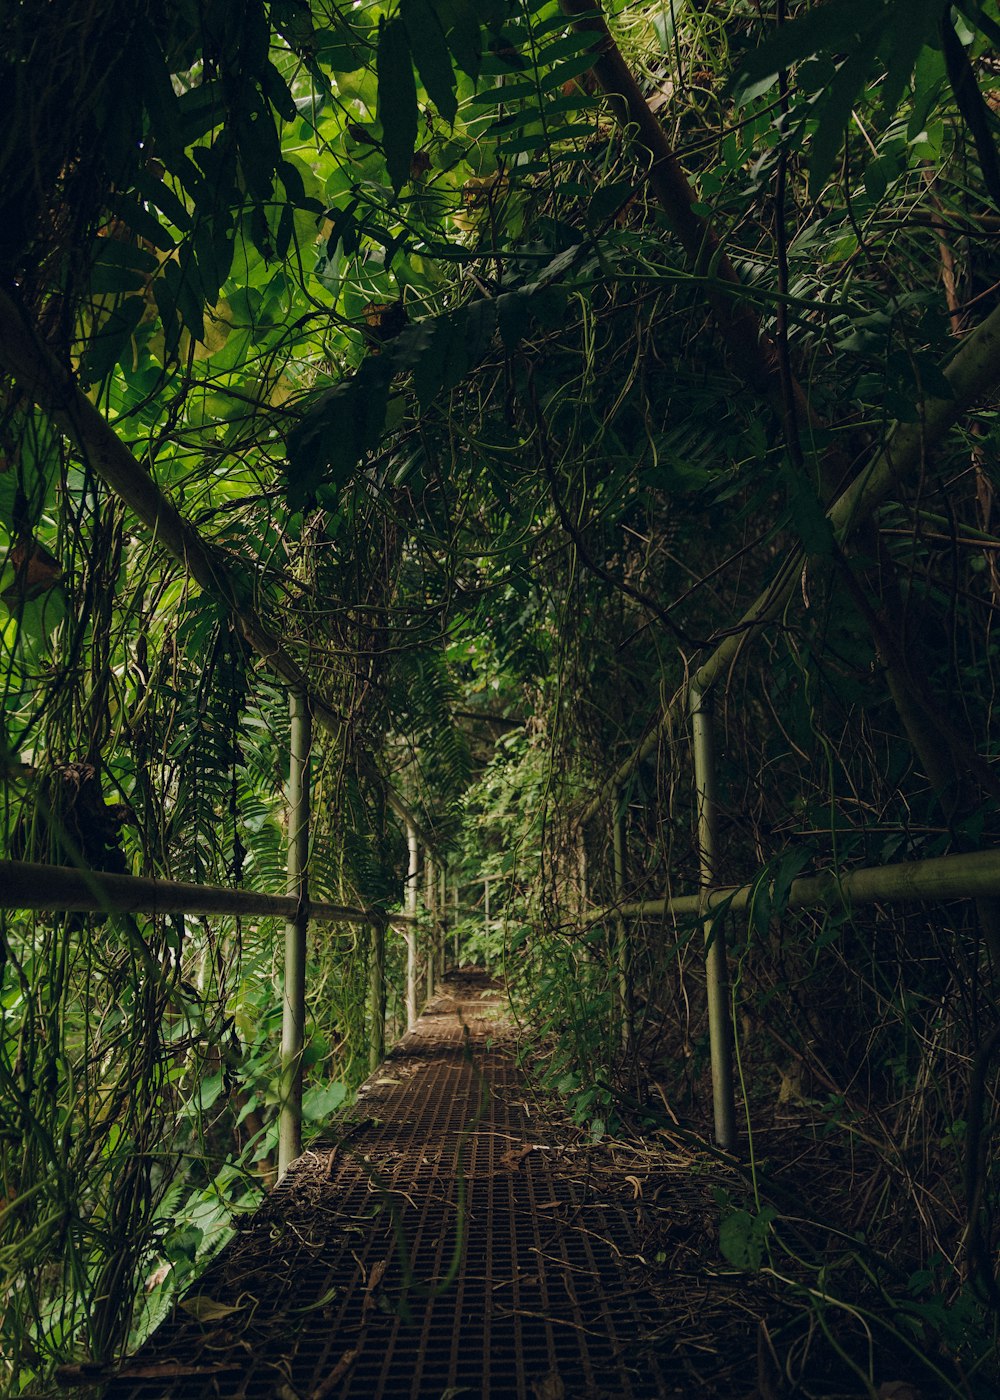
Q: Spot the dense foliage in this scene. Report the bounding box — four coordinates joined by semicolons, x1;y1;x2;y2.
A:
2;0;1000;1392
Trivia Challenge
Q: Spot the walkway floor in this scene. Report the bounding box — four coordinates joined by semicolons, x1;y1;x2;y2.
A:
105;972;685;1399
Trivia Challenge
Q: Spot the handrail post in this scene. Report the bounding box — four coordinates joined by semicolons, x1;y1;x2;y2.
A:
453;883;460;966
690;684;736;1152
405;821;419;1031
425;853;436;1000
439;863;448;974
278;689;311;1179
369;917;386;1072
611;785;630;1047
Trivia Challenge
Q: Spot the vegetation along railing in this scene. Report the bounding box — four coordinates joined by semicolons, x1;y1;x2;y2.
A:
582;674;1000;1153
0;687;442;1182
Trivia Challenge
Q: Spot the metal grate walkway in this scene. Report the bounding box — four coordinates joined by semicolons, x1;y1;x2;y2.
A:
106;973;678;1399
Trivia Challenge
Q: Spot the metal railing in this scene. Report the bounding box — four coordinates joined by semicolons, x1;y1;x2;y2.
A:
0;690;432;1181
580;679;1000;1154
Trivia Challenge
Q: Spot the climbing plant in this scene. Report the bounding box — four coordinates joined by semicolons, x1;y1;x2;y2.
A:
3;0;1000;1391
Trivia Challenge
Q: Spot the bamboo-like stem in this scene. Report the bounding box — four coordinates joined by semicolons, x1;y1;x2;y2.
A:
439;863;448;973
453;884;460;966
611;786;630;1048
369;919;386;1072
278;691;311;1179
425;853;436;1000
405;823;419;1031
577;833;589;917
690;688;737;1152
584;846;1000;923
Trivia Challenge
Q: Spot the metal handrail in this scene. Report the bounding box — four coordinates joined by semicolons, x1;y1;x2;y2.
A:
0;860;413;926
581;845;1000;925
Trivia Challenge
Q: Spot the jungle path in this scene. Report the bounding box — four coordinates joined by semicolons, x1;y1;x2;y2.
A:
104;972;706;1399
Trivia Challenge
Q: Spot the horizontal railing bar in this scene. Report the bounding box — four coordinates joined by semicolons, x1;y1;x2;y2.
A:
582;847;1000;924
0;861;414;926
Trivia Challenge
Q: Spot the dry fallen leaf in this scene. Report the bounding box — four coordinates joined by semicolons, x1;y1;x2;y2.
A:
144;1261;172;1291
877;1384;922;1400
363;1258;388;1315
500;1145;535;1170
625;1174;643;1199
532;1373;565;1400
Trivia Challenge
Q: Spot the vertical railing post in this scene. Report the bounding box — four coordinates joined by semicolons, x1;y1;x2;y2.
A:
405;821;419;1031
278;689;311;1179
484;877;491;933
453;883;460;966
612;785;630;1047
425;853;436;999
690;684;736;1152
369;917;386;1072
439;863;448;974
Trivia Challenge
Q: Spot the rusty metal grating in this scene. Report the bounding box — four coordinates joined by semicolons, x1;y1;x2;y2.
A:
106;973;678;1398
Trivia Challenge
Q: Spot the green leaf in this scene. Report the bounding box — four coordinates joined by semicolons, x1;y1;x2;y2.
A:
401;0;458;123
377;17;419;192
468;80;538;105
261;59;298;122
496;290;531;349
175;80;228;146
878;0;945;118
434;0;482;78
863;156;889;202
719;1208;776;1271
784;464;834;557
131;167;193;231
107;194;176;250
285;356;393;509
807;47;878;198
79;297;145;385
733;0;879;88
302;1080;349;1121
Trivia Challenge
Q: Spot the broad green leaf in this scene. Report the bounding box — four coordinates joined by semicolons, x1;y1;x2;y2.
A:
302;1081;349;1121
587;181;634;226
807;47;877;199
434;0;482;78
131;166;193;231
733;0;880;87
285;356;393;508
107;194;176;250
784;462;834;558
401;0;459;123
175;80;228;146
261;59;298;122
877;0;944;118
719;1208;776;1271
88;239;158;294
468;80;538;105
79;297;146;385
377;16;419;192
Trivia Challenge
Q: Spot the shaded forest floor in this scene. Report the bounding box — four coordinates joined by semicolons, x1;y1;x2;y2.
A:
89;974;980;1399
